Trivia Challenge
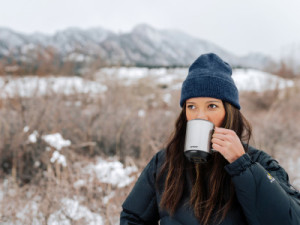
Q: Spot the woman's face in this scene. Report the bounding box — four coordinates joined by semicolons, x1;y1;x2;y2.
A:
185;97;226;127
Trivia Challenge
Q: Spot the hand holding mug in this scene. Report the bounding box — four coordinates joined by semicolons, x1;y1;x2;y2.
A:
211;127;245;163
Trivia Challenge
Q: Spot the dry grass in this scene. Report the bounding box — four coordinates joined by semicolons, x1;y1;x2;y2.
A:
0;72;299;224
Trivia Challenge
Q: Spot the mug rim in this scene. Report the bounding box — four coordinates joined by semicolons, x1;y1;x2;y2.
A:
187;118;214;126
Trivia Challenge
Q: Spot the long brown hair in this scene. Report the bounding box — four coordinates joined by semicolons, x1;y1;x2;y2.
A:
158;101;252;225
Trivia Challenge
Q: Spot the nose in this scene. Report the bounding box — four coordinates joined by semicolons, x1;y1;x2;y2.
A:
196;110;208;120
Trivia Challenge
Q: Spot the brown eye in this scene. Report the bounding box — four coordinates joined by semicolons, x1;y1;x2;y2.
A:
187;105;196;110
208;104;217;109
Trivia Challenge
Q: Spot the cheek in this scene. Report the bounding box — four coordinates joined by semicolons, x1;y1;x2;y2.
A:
213;117;223;127
217;114;225;127
186;111;192;121
186;110;200;121
212;113;225;127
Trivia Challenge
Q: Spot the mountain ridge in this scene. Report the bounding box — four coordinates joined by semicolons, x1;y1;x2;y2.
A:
0;24;276;75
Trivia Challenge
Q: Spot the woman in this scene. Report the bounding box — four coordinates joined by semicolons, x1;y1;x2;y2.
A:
120;53;300;225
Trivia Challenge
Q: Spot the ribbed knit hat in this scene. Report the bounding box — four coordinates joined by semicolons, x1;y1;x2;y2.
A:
180;53;240;109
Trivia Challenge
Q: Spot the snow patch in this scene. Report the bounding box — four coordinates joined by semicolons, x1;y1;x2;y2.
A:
27;131;70;166
48;198;103;225
163;93;172;103
0;76;107;98
138;109;146;118
103;191;115;205
232;69;294;91
16;201;43;225
85;158;138;188
42;133;71;150
97;67;294;93
34;161;41;168
50;151;67;167
23;126;30;133
28;130;39;143
73;179;86;189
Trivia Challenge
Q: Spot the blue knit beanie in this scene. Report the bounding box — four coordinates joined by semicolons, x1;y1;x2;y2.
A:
180;53;240;109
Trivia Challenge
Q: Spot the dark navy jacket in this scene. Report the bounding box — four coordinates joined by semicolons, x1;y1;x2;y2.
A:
120;146;300;224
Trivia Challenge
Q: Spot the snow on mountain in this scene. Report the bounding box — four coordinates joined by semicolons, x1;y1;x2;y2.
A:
51;27;115;54
101;24;243;67
0;27;27;48
0;26;114;50
0;24;275;71
237;52;279;72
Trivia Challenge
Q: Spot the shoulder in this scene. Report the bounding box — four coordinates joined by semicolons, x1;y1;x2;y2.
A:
247;145;278;167
246;145;300;198
153;149;166;161
142;149;166;176
150;149;166;171
246;145;288;182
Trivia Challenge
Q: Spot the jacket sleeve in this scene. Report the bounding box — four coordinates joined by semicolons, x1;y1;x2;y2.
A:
224;152;300;225
120;153;160;225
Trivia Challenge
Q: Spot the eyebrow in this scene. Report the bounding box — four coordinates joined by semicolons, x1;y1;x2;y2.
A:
207;100;222;103
186;100;222;104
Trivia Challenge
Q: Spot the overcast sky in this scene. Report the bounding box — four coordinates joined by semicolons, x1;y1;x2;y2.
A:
1;0;300;58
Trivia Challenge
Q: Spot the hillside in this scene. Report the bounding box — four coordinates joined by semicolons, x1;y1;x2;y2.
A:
0;24;276;75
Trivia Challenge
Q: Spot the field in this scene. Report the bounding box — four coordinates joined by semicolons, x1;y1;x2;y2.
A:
0;67;299;224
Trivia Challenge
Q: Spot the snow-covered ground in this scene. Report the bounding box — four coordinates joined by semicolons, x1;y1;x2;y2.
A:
0;129;138;224
0;130;138;224
0;68;298;224
27;130;71;167
0;68;295;99
232;69;294;91
47;198;104;225
83;157;138;188
0;76;107;98
95;67;295;92
25;129;138;184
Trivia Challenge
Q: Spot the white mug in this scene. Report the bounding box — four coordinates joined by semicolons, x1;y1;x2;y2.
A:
184;119;215;163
